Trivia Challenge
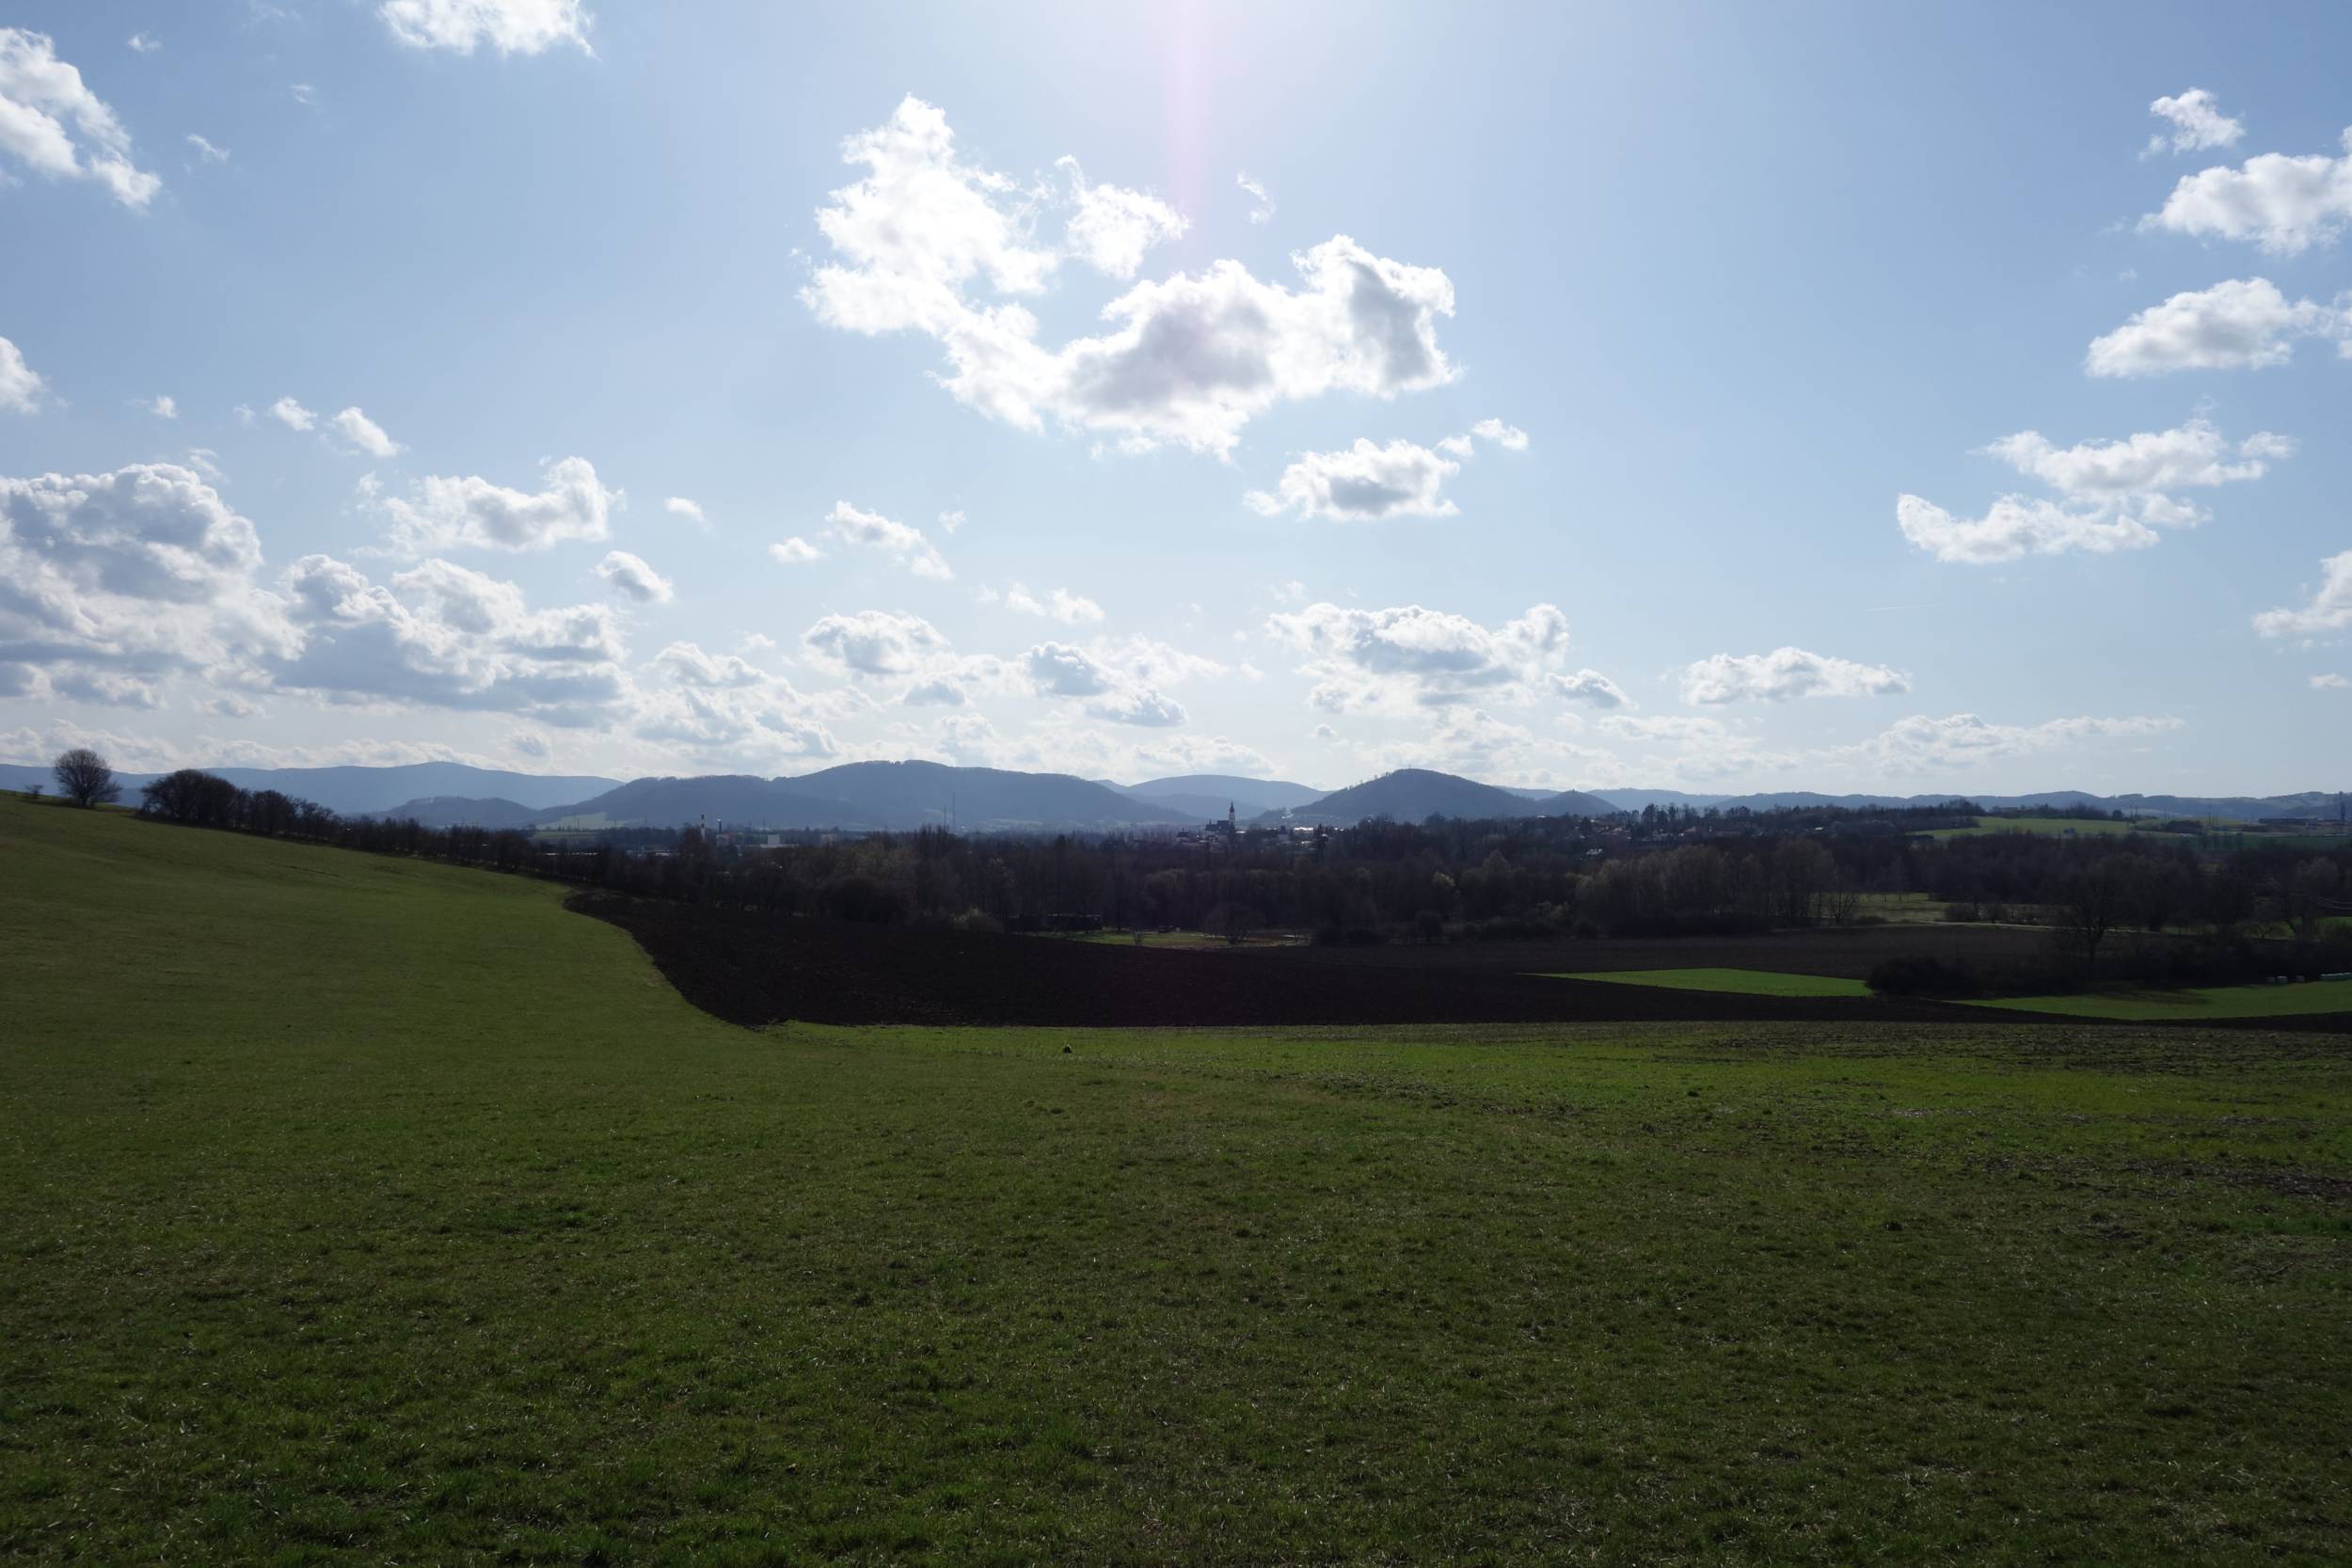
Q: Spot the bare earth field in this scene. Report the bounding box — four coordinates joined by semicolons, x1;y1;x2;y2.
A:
576;896;2352;1034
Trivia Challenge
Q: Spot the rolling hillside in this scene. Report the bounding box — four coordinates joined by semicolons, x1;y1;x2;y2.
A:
1268;769;1587;826
776;760;1195;831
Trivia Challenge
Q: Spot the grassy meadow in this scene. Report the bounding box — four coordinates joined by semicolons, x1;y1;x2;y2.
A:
4;795;2350;1564
1969;979;2352;1022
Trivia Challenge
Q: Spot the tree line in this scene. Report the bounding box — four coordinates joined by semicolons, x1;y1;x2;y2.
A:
29;751;2350;982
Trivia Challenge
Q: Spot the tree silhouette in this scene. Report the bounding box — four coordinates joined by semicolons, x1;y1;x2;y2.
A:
52;748;119;809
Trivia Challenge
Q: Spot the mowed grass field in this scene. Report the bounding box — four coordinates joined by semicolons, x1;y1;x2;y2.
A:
1970;980;2352;1022
4;798;2351;1565
1549;967;1874;999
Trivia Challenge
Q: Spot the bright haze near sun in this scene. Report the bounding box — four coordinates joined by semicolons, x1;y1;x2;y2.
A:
2;1;2347;795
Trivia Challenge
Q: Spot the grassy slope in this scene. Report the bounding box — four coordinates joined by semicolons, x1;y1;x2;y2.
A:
1549;967;1874;998
1969;979;2352;1022
3;797;2350;1565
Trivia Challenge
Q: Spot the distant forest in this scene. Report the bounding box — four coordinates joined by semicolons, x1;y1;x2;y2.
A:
105;767;2352;988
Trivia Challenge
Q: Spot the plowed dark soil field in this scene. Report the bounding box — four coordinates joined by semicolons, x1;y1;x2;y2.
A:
577;897;2352;1032
575;895;2011;1028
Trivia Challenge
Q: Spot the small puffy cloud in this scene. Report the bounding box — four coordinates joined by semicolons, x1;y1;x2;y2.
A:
329;405;402;457
2086;277;2346;377
664;496;707;529
1898;496;2161;563
1899;415;2287;564
267;395;316;431
768;536;824;565
127;33;161;54
653;641;761;688
1246;437;1460;520
804;97;1457;457
2144;88;2243;156
2141;126;2352;254
0;28;161;208
381;455;617;553
1025;641;1113;696
1089;687;1185;727
802;610;946;678
138;393;176;419
596;549;673;604
985;581;1103;623
1680;647;1909;705
1468;417;1528;451
1237;170;1274;225
1265;601;1613;717
1058;156;1185;278
291;84;315;105
2253;550;2352;641
1553;669;1630;709
378;0;594;55
2311;673;2348;690
937;509;965;533
185;133;228;164
822;499;950;579
1982;416;2284;501
0;337;46;413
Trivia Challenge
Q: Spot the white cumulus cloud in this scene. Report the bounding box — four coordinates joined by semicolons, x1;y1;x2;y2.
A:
0;462;297;698
0;28;160;208
267;396;316;431
328;406;402;457
822;499;950;579
1058;156;1186;278
0;337;46;413
596;549;672;604
802;610;947;678
804;97;1457;457
2086;277;2347;376
1680;647;1910;705
2254;550;2352;641
2141;125;2352;254
381;455;618;553
2144;88;2243;156
1247;437;1460;520
768;536;825;565
1265;601;1616;718
1898;415;2288;563
378;0;593;55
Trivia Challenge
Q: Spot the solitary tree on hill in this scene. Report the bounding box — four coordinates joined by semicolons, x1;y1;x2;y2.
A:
52;748;119;809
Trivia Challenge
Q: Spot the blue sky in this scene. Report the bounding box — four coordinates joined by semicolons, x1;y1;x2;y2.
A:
2;1;2347;795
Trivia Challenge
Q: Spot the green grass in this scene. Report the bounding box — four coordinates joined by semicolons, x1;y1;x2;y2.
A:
1549;966;1875;998
1968;978;2352;1022
1928;816;2144;838
5;796;2352;1564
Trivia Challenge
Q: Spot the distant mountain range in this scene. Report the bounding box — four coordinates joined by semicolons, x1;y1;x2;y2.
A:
1591;788;2347;823
6;754;2338;832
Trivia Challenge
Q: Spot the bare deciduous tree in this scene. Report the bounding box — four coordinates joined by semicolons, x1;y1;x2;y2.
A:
52;748;119;809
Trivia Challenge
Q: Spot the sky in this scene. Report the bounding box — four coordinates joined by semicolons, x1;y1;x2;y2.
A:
2;1;2348;797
